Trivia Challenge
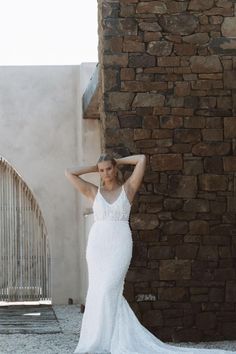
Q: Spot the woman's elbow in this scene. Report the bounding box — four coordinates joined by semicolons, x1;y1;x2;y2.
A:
64;168;71;178
140;154;146;163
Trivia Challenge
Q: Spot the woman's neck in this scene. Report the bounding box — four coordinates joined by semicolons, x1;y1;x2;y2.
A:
103;180;121;191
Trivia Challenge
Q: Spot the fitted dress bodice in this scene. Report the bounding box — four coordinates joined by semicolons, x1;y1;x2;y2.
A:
93;184;131;222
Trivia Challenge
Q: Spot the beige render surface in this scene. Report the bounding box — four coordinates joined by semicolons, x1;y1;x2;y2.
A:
0;64;100;304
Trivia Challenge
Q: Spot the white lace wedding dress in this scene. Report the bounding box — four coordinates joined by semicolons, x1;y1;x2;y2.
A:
74;185;235;354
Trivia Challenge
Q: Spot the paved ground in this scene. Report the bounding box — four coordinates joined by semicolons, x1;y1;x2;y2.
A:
0;305;236;353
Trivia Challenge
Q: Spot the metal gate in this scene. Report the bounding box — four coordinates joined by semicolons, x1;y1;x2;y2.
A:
0;157;51;302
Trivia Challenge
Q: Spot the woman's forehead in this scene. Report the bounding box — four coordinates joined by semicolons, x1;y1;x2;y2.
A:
98;160;113;168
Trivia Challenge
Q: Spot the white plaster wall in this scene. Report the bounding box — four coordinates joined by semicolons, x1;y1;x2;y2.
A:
76;63;101;304
0;64;100;304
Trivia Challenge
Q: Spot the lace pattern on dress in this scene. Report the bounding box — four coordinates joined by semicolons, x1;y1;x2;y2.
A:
93;185;131;222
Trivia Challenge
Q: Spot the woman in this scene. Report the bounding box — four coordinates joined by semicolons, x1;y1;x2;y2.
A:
65;153;235;354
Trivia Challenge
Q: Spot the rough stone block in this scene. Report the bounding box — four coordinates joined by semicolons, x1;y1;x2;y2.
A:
223;157;236;171
152;129;172;139
190;56;222;73
222;322;236;340
189;0;214;10
224;71;236;89
184;199;209;212
136;1;167;14
106;92;134;111
142;309;163;326
148;246;173;260
130;213;159;230
162;220;188;235
163;198;183;211
184;116;205;128
105;127;135;151
224;117;236;138
192;142;231;156
215;268;236;281
121;68;135;81
226;281;236;302
217;96;232;110
120;4;136;17
183;33;210;44
174;43;196;56
160;116;183;129
189;220;209;234
209;287;224;302
227;197;236;212
174;82;191;96
159;14;198;35
205;7;233;16
222;17;236;37
144;31;162;42
122;81;167;92
200;148;221;168
147;40;173;56
123;40;145;52
104;54;128;66
219;246;231;259
166;1;188;13
132;93;165;107
104;18;137;36
174;129;201;143
210;200;227;214
118;114;142;128
158;57;180;67
139;21;161;32
202;129;223;141
158;287;189;301
199;174;228;191
150;154;182;171
134;128;151;140
126;268;158;282
172;108;194;116
196;312;216;330
129;54;156;67
210;224;233;237
184;159;203;175
198;245;218;260
104;68;120;91
169;175;197;198
176;244;199;259
104;37;123;53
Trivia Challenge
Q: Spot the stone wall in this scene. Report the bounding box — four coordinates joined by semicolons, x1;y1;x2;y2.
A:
98;0;236;342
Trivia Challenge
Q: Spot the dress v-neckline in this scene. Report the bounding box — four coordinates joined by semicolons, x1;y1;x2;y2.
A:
99;185;123;206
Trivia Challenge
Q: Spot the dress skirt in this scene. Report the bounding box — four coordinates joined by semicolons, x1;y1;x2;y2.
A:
74;220;133;353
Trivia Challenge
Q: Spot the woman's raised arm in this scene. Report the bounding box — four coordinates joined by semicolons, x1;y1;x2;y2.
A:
115;154;146;203
65;164;98;201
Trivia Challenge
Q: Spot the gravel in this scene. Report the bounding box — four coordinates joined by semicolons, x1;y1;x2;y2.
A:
0;305;236;354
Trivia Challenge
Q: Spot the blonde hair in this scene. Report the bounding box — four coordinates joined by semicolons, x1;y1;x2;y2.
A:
97;153;123;186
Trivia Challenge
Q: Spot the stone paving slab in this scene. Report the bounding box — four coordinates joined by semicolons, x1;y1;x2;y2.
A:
0;305;62;334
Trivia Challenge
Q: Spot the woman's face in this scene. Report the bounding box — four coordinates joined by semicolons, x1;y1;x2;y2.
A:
97;160;117;183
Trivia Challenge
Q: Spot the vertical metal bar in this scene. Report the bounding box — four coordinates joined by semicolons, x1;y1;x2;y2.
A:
2;162;5;301
18;179;22;301
0;160;3;301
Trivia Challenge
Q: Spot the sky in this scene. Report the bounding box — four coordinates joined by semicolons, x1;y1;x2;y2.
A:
0;0;98;65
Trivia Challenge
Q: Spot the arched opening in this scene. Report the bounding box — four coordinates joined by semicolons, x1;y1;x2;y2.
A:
0;157;51;304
